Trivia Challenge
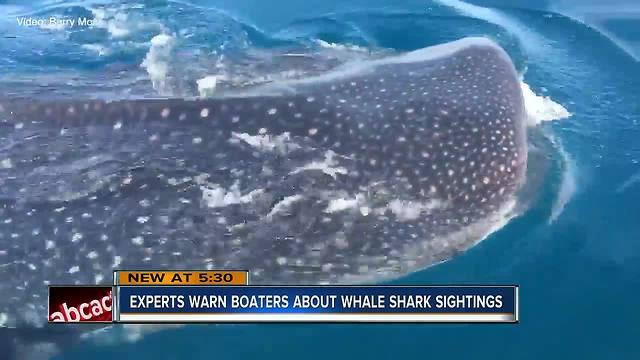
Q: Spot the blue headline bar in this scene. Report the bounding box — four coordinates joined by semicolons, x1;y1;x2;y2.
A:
117;285;516;315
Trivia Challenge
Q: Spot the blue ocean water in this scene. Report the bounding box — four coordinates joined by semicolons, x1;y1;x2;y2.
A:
1;0;639;358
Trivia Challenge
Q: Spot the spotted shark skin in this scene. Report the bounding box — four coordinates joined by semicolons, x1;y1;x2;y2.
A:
0;37;526;358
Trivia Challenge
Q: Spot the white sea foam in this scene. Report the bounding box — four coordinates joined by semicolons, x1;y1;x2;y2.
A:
521;81;571;126
546;132;577;223
82;44;111;56
290;150;348;179
201;181;264;209
324;193;448;221
316;40;368;53
141;33;175;94
89;8;131;38
267;195;304;218
1;158;13;169
324;193;371;215
230;131;301;154
197;75;220;97
325;196;361;213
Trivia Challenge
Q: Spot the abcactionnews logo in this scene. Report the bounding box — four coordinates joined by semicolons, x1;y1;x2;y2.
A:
48;286;113;322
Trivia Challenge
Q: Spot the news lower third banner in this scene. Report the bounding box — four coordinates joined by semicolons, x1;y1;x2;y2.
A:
48;270;518;323
115;285;518;323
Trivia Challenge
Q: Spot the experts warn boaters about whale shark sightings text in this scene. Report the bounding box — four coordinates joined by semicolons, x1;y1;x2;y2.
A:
124;293;504;310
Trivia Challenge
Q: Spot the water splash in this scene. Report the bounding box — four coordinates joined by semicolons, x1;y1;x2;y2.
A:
141;33;175;95
520;81;572;126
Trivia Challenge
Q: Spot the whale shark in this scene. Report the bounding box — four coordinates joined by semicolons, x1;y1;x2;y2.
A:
0;37;527;358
